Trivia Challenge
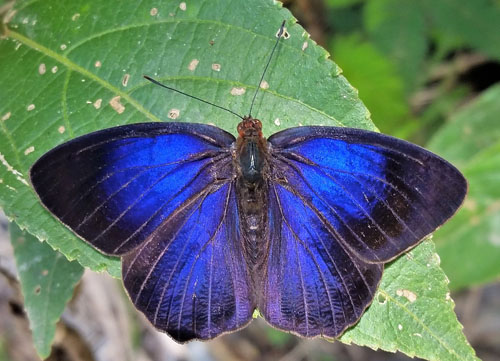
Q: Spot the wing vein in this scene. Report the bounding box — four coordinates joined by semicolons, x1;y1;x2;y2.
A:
272;178;375;295
271;184;337;333
174;184;233;333
278;154;399;250
112;159;232;253
273;155;381;259
284;151;438;233
85;156;229;244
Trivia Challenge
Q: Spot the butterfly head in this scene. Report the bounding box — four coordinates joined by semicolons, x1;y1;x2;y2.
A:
237;116;263;139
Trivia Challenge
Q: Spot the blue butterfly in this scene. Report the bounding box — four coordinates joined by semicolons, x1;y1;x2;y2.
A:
29;21;467;343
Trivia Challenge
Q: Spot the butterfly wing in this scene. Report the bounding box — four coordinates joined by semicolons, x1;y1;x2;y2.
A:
260;126;466;338
263;180;383;338
30;123;254;341
30;122;235;255
268;126;467;263
122;180;254;342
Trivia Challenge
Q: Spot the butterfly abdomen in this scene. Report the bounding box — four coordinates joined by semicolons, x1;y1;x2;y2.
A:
235;176;269;282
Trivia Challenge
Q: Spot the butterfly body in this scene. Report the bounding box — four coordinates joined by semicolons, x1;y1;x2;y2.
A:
234;116;271;292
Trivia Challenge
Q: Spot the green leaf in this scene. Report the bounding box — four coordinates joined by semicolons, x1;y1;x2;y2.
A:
364;0;427;92
10;222;84;358
340;239;478;361
422;0;500;60
0;0;475;358
428;84;500;290
330;35;416;137
0;0;372;278
428;84;500;168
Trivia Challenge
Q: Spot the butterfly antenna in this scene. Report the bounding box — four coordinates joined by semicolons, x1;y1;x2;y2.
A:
143;75;244;120
248;20;287;118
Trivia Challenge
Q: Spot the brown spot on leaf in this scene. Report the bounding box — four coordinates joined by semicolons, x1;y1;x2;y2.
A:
1;112;11;121
27;104;35;111
34;285;41;294
42;269;49;276
230;87;245;96
396;289;417;303
95;60;102;68
24;146;34;156
179;2;187;11
58;126;65;134
51;66;58;73
109;96;125;114
150;7;158;16
71;13;80;21
260;80;269;89
38;63;46;75
168;109;180;119
93;99;103;109
122;73;130;87
188;59;199;71
212;63;221;72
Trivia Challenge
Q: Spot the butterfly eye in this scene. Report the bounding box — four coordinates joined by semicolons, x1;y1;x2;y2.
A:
237;122;245;137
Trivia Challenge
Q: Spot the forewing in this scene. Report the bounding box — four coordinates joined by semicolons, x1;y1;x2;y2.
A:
30;122;235;255
122;181;254;342
267;126;467;263
261;180;383;338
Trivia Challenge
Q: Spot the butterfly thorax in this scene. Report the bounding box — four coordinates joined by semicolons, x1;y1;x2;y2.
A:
235;116;270;290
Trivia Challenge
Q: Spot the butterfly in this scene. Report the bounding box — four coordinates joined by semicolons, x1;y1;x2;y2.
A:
29;21;467;343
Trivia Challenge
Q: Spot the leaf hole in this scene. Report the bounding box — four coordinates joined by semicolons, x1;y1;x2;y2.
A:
377;292;387;304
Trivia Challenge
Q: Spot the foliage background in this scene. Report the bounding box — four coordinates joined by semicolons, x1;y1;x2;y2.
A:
0;0;499;360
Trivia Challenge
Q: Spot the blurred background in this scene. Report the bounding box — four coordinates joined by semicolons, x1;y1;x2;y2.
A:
1;0;500;360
